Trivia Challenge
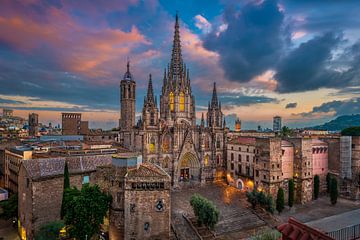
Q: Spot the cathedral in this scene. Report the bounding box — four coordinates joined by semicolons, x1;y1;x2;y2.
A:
118;14;228;187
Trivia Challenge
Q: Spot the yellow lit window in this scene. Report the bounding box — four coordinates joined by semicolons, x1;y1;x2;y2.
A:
169;92;174;111
204;155;209;166
179;92;185;112
149;143;155;153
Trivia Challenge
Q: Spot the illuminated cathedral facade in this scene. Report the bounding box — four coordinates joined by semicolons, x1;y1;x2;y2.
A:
118;14;227;186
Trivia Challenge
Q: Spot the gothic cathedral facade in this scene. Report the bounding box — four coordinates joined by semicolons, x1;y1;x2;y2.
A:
119;14;227;187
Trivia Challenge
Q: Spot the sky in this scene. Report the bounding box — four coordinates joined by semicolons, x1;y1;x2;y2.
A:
0;0;359;130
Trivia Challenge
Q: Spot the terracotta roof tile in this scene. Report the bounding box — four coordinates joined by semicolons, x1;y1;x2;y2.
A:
278;218;334;240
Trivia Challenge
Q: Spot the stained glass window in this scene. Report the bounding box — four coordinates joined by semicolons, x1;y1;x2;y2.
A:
169;92;174;111
179;92;185;111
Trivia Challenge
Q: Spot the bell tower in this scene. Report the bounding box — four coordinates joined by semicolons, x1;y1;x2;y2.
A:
119;61;136;130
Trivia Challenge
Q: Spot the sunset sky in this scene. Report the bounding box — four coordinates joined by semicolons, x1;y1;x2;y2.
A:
0;0;359;130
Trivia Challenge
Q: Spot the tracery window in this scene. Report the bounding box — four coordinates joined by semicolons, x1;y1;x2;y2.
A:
149;137;156;153
169;92;174;111
179;92;185;111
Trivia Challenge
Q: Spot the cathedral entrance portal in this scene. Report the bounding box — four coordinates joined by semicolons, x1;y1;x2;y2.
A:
178;152;200;182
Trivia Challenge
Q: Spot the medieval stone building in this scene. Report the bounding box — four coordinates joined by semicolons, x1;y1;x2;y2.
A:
118;14;227;187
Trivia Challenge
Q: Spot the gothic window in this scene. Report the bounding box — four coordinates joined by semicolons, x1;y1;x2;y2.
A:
231;153;234;161
179;92;185;111
162;157;169;168
169;92;174;111
204;155;209;166
144;222;150;231
162;135;171;153
149;137;156;153
216;137;221;148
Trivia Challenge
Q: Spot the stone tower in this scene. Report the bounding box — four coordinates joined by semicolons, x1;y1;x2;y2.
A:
207;82;223;129
142;74;159;129
120;61;136;130
160;13;196;127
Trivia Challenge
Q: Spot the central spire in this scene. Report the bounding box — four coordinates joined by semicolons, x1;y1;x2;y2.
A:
211;82;218;108
170;12;183;82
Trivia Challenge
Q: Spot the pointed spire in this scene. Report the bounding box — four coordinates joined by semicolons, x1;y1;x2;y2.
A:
146;74;155;104
211;82;218;108
170;12;183;82
123;60;133;80
201;112;205;127
223;118;226;128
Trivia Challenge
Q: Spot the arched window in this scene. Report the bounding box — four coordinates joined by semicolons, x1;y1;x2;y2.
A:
162;157;169;168
149;137;156;153
179;92;185;112
162;135;171;153
169;92;174;111
216;136;221;148
204;155;209;166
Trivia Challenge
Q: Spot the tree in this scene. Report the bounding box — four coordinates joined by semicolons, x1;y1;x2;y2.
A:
63;184;112;239
341;126;360;136
190;194;219;229
246;190;258;209
276;188;285;214
326;173;331;194
288;179;294;207
61;162;70;219
314;175;320;199
330;178;338;205
35;221;65;240
280;126;294;138
0;194;17;220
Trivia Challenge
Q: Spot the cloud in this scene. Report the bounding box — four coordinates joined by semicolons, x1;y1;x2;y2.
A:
194;14;212;33
275;33;360;93
295;97;359;118
219;94;279;110
203;0;289;82
285;102;297;109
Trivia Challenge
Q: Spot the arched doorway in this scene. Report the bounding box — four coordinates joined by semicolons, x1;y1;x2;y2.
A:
237;179;244;190
178;152;200;181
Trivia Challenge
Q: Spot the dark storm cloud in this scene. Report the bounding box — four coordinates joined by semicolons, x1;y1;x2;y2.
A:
219;94;279;110
285;102;297;109
296;97;359;118
275;35;360;93
203;0;289;82
275;32;341;92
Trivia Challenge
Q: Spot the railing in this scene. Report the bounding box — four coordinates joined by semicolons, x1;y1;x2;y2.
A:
327;223;360;240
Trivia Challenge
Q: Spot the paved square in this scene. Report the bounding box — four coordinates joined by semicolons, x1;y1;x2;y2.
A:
171;182;270;240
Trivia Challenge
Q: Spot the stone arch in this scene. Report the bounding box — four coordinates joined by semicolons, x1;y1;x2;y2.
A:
178;152;200;181
237;179;244;190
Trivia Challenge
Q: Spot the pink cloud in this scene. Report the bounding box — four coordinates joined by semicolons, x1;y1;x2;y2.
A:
0;2;152;83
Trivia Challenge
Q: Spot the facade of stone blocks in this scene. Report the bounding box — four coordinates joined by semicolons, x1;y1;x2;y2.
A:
94;162;171;240
254;138;283;197
287;138;313;204
18;155;111;239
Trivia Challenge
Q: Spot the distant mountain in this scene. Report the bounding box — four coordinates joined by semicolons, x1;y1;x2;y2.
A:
309;114;360;131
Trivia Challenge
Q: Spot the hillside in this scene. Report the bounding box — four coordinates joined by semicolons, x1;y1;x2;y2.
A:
309;114;360;131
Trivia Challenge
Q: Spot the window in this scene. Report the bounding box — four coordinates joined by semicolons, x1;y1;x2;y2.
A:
150;112;155;125
246;155;249;162
239;164;242;174
263;175;266;180
82;175;89;184
144;222;150;231
247;148;249;152
179;92;185;111
169;92;174;111
26;178;30;188
272;164;274;169
238;154;242;161
149;137;156;153
204;155;209;166
272;176;275;180
256;170;259;177
231;153;234;161
231;163;234;170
